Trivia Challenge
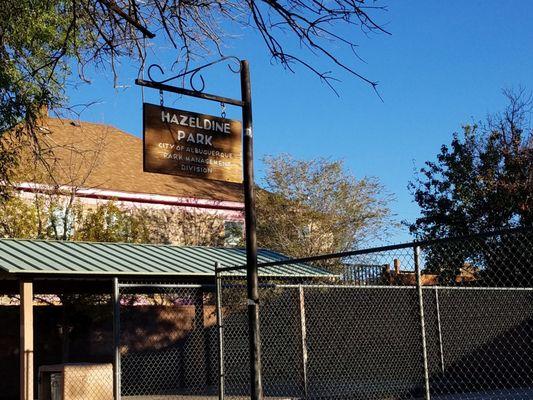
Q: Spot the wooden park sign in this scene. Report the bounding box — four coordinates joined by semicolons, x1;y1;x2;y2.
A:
143;102;243;183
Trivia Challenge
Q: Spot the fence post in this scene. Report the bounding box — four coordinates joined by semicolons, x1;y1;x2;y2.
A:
434;286;445;374
298;285;309;399
112;277;121;400
215;263;225;400
183;286;207;386
414;245;431;400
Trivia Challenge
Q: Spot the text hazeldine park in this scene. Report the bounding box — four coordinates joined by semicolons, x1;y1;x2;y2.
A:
161;111;231;134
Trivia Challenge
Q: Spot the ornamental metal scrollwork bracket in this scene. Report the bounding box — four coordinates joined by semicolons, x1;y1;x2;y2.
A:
146;56;241;93
135;56;244;107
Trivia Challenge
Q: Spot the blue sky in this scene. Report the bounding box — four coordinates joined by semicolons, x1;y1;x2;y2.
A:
65;1;533;244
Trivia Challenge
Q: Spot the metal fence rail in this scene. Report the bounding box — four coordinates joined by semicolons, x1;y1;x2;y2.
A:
216;227;533;400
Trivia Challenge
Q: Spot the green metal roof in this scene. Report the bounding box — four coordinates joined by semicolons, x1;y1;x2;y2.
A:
0;238;331;278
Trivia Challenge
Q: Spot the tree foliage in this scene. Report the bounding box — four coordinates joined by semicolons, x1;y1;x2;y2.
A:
409;90;533;240
73;202;151;242
0;197;41;239
257;155;392;258
0;194;229;246
409;90;533;285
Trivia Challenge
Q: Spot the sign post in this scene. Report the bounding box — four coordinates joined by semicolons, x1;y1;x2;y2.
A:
136;57;263;400
240;60;263;400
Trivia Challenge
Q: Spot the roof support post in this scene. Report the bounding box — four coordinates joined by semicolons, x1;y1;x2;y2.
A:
19;279;33;400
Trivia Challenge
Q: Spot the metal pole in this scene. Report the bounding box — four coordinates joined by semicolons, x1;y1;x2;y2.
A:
414;246;431;400
215;263;225;400
112;277;121;400
298;286;309;399
434;287;445;374
240;59;263;400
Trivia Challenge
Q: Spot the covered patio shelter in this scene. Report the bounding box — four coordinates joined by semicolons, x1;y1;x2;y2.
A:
0;238;327;400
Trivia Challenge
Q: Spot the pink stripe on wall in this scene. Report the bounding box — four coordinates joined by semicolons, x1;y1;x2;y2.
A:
14;182;245;222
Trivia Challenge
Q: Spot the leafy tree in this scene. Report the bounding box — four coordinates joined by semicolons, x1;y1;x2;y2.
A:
257;155;393;258
409;89;532;239
0;0;79;194
409;90;533;285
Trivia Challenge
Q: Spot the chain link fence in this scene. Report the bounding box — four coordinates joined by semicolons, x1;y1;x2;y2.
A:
217;228;533;400
117;282;219;399
34;228;527;399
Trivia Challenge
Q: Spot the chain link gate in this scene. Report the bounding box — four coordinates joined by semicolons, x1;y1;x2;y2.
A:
116;282;220;399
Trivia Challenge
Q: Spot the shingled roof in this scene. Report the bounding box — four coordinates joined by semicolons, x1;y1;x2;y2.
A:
29;117;243;203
